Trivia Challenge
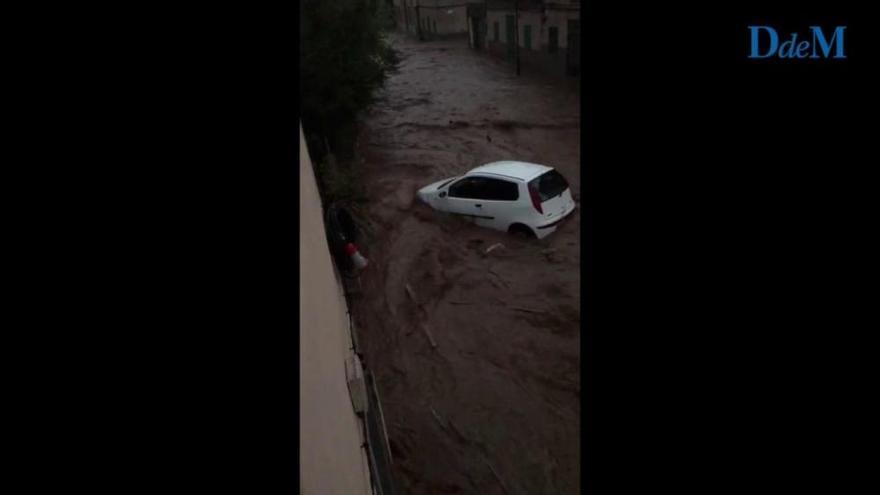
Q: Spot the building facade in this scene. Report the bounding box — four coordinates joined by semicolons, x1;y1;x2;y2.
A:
474;0;580;77
392;0;469;39
300;123;376;495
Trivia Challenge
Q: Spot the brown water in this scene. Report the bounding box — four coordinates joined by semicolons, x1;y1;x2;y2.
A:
350;33;581;495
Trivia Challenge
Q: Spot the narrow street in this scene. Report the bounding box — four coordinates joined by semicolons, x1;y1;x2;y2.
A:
351;33;581;494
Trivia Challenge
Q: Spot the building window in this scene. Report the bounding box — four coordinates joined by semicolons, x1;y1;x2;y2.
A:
524;25;532;50
548;26;559;53
494;22;499;42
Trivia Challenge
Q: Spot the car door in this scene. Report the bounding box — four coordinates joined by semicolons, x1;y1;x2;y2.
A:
470;177;520;231
446;176;520;232
445;176;494;224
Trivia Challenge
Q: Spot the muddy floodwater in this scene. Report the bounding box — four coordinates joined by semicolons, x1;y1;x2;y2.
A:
350;34;581;495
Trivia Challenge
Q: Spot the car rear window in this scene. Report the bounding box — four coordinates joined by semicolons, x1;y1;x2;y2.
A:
530;169;569;201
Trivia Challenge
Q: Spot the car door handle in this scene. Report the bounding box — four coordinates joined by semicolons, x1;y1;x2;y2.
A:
475;204;482;208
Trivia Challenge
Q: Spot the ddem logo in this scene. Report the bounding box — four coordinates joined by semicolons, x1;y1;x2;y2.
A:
748;26;846;59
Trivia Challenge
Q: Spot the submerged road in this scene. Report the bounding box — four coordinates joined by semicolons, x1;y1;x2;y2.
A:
352;34;581;495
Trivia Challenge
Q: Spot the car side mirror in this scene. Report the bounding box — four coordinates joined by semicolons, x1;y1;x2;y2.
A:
439;191;447;198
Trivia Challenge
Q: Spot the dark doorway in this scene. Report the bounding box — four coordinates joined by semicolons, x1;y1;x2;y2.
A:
506;15;515;62
471;16;484;50
566;19;580;76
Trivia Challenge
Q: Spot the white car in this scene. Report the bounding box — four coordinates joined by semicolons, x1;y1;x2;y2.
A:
416;161;576;239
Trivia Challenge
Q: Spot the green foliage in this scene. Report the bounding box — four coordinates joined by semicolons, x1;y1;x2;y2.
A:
316;154;366;205
300;0;399;161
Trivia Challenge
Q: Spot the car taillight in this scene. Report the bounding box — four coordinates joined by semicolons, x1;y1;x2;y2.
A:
528;183;543;214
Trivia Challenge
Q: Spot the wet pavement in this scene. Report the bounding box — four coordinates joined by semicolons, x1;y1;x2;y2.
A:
350;33;581;494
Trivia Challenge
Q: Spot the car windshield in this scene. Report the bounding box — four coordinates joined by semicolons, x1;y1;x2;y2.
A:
438;177;458;189
530;170;569;201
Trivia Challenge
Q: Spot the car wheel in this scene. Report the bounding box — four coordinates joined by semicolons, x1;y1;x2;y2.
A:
508;224;536;239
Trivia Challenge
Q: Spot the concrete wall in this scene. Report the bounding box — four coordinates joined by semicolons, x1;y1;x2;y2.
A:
299;123;374;495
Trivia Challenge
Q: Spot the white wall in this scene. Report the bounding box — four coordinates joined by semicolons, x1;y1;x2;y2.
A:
487;7;579;49
545;8;579;49
299;123;373;495
486;11;509;44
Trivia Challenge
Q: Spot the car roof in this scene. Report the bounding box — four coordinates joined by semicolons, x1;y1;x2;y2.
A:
466;161;553;182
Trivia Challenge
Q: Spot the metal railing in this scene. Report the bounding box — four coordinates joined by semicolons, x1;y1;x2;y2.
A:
362;371;396;495
340;278;397;495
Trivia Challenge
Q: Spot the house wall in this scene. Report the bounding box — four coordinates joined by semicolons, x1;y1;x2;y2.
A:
391;0;415;35
394;1;468;37
485;3;579;78
404;5;418;35
299;123;374;495
419;3;468;35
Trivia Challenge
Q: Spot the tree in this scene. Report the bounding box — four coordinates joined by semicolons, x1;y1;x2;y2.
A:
300;0;398;162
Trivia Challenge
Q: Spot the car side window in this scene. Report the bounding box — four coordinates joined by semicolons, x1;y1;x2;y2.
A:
450;177;519;201
447;178;468;198
449;177;489;199
484;179;519;201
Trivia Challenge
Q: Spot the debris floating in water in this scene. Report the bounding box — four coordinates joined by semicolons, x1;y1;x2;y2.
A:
485;242;505;255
